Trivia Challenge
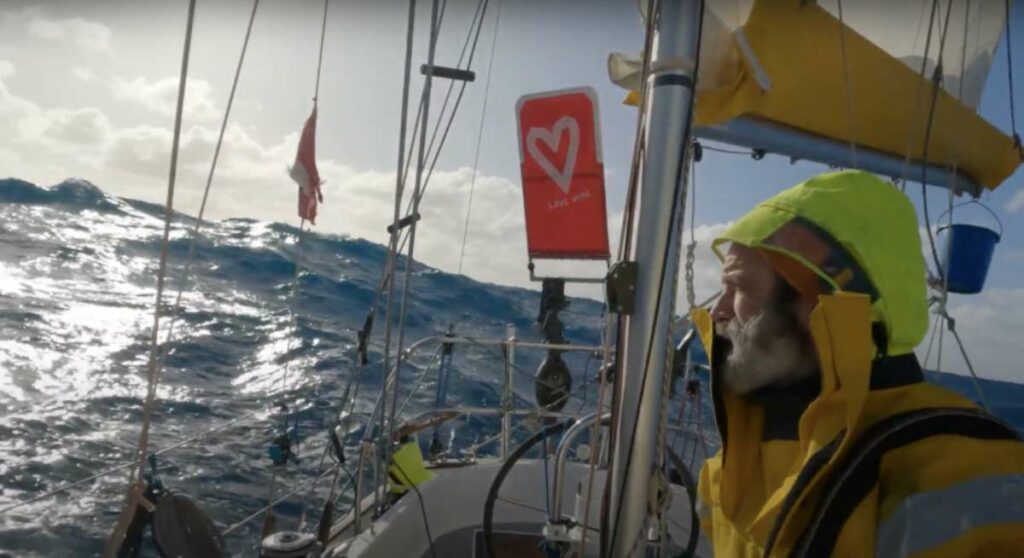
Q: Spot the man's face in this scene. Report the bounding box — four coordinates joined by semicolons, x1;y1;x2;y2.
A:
711;244;817;394
712;244;778;325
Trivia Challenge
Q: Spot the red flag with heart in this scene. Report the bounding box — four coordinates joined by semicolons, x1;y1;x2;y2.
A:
515;87;609;259
289;107;323;224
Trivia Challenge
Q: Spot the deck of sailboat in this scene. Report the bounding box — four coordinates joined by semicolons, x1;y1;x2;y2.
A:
324;458;710;557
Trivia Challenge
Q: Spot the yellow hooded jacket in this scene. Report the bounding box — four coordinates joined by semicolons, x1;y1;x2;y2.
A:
694;171;1024;557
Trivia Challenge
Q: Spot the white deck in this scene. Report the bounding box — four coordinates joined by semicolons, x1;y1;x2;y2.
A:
324;458;711;557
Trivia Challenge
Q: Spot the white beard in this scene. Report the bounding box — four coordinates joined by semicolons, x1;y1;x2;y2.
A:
720;307;817;394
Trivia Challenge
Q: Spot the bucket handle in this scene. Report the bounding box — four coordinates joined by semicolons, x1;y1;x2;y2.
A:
935;200;1003;240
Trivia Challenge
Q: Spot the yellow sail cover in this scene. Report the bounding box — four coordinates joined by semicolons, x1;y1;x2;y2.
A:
614;0;1021;190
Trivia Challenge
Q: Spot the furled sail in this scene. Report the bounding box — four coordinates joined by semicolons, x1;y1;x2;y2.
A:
610;0;1021;193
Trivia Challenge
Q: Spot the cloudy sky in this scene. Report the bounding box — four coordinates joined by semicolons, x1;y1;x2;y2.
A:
2;0;1024;384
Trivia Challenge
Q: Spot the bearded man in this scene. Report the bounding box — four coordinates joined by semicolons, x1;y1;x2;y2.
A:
692;170;1024;557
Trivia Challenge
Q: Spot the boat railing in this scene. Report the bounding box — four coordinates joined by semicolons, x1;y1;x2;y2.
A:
350;326;609;534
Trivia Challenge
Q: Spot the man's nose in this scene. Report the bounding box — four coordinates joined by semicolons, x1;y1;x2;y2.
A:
711;294;733;323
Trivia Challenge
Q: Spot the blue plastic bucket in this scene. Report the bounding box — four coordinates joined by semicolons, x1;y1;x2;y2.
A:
938;223;1000;294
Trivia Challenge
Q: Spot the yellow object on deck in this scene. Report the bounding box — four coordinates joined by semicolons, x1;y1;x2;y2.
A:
388;439;434;494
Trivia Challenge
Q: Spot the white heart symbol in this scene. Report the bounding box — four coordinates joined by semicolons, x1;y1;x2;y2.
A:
526;115;579;195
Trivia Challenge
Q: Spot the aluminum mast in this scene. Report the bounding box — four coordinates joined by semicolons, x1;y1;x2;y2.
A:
606;1;702;555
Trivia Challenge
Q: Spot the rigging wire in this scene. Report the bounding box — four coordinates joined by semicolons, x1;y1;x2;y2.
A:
948;318;991;411
398;0;464;194
360;0;488;380
928;0;991;411
896;0;933;195
158;0;261;374
457;0;502;275
381;0;444;507
352;0;472;433
102;2;197;554
919;0;956;284
921;309;941;373
911;1;991;413
835;0;859;167
265;0;331;530
410;0;485;200
1005;0;1021;148
371;0;492;510
373;0;422;517
901;0;941;190
412;0;492;207
391;0;481;237
314;0;329;103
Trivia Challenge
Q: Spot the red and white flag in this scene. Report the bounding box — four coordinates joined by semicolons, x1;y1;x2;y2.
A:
289;107;323;224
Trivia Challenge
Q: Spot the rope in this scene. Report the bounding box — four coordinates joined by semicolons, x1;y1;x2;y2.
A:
927;1;993;415
372;0;424;516
920;0;956;284
355;0;471;415
901;0;940;186
395;344;446;420
381;0;445;510
276;0;331;396
412;0;491;207
457;0;502;275
835;0;858;167
313;0;329;103
103;2;197;554
922;309;941;373
946;316;991;412
158;0;260;374
412;0;485;200
898;0;932;185
277;220;308;396
929;0;971;384
1006;0;1020;148
390;459;439;558
397;0;461;195
616;0;658;261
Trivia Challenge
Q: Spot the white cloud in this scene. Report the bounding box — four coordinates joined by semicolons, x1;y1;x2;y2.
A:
0;70;108;181
112;76;220;122
1005;189;1024;213
3;63;1021;385
0;59;13;78
28;16;110;52
71;66;95;82
31;106;112;146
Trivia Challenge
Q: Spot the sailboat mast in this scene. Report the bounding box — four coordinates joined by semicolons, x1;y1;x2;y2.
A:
606;1;702;555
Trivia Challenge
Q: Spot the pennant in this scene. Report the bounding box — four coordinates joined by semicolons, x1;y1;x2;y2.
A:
289;107;323;224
